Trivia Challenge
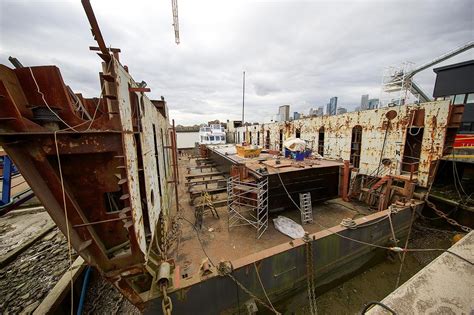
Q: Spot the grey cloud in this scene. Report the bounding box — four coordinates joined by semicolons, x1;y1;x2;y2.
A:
1;0;473;125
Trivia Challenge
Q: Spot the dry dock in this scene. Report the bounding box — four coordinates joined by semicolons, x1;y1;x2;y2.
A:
367;231;474;314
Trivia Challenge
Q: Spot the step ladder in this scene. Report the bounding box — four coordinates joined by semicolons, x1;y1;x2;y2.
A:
299;192;313;224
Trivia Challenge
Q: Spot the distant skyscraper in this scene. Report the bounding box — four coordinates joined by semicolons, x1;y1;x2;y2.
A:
368;98;379;109
360;94;369;110
337;107;347;115
277;105;290;121
326;97;338;116
309;106;324;117
293;112;301;120
316;106;323;116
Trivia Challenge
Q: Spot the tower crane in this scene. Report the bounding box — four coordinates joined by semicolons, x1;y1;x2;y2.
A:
171;0;180;44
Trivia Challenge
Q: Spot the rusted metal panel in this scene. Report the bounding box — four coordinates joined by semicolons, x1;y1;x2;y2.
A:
235;101;451;187
115;63;148;255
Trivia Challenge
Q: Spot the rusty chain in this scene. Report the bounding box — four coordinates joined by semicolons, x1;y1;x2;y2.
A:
305;237;318;315
425;199;471;233
155;208;184;315
161;284;173;315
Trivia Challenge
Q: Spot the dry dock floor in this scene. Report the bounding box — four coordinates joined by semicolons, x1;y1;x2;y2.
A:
176;156;372;279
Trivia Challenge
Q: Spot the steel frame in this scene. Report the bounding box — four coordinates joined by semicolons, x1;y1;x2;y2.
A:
227;176;268;239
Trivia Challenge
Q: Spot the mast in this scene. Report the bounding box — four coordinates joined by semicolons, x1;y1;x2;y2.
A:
242;71;245;124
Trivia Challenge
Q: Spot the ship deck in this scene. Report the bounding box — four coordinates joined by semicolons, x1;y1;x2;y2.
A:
175;156;373;279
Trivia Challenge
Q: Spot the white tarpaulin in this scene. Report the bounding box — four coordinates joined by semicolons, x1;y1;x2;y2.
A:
273;215;305;239
283;137;306;152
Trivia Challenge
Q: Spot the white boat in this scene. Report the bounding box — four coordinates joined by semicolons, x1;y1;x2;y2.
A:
199;124;226;145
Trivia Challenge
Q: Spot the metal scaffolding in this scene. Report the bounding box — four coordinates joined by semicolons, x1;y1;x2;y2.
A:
227;176;269;239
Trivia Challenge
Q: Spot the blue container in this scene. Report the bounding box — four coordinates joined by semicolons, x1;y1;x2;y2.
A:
284;148;291;158
295;152;305;161
304;149;312;158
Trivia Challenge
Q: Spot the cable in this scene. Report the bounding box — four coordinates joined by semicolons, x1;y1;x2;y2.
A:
395;203;417;288
28;59;112;133
180;216;280;314
180;216;215;266
29;60;113;314
445;250;474;266
360;301;397;314
254;262;279;314
29;67;79;132
54;131;74;315
274;165;462;254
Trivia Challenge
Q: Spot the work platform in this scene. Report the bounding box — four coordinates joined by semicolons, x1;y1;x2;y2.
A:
368;231;474;314
206;144;343;212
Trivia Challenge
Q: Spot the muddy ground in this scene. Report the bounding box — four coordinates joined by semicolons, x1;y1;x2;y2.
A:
280;220;458;315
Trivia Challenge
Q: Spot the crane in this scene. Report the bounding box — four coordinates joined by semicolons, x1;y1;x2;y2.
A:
382;41;474;105
171;0;180;44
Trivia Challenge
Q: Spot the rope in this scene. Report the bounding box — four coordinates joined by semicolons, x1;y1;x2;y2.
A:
29;59;113;314
253;263;280;314
181;217;279;314
28;60;112;133
394;205;417;288
360;301;397;314
340;218;357;229
54;131;74;315
274;165;462;254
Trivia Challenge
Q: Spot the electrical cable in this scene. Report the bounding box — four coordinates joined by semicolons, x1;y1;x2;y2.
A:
29;58;113;315
360;301;397;314
28;59;112;133
274;165;463;254
254;262;279;314
445;250;473;266
54;131;75;315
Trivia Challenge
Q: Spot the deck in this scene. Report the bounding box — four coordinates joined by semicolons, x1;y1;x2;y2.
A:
178;155;373;283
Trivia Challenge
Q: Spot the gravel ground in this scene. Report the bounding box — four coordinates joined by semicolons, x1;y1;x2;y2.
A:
82;274;140;315
0;228;77;314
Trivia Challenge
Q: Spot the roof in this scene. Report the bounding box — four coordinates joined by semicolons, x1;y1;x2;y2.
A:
433;60;474;73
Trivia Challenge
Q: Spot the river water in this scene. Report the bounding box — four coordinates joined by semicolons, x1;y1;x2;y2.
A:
176;131;199;149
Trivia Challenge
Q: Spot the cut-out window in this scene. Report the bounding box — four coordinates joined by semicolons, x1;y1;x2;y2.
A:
318;127;325;156
350;125;363;168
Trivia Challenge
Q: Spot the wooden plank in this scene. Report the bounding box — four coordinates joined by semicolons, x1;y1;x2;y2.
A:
185;171;223;180
185;178;226;187
33;256;85;315
262;159;292;168
129;87;151;93
189;187;227;199
194;199;227;209
187;164;216;170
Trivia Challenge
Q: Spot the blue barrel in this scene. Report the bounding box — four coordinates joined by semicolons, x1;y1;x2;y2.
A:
295;152;305;161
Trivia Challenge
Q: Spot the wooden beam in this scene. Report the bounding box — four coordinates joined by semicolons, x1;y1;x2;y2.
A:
89;46;121;53
129;87;151;93
33;256;85;315
81;0;109;57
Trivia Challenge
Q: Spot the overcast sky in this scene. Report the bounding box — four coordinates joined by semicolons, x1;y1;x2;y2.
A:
1;0;473;125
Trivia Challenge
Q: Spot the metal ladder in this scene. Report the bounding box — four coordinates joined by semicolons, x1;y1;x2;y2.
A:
299;192;313;224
